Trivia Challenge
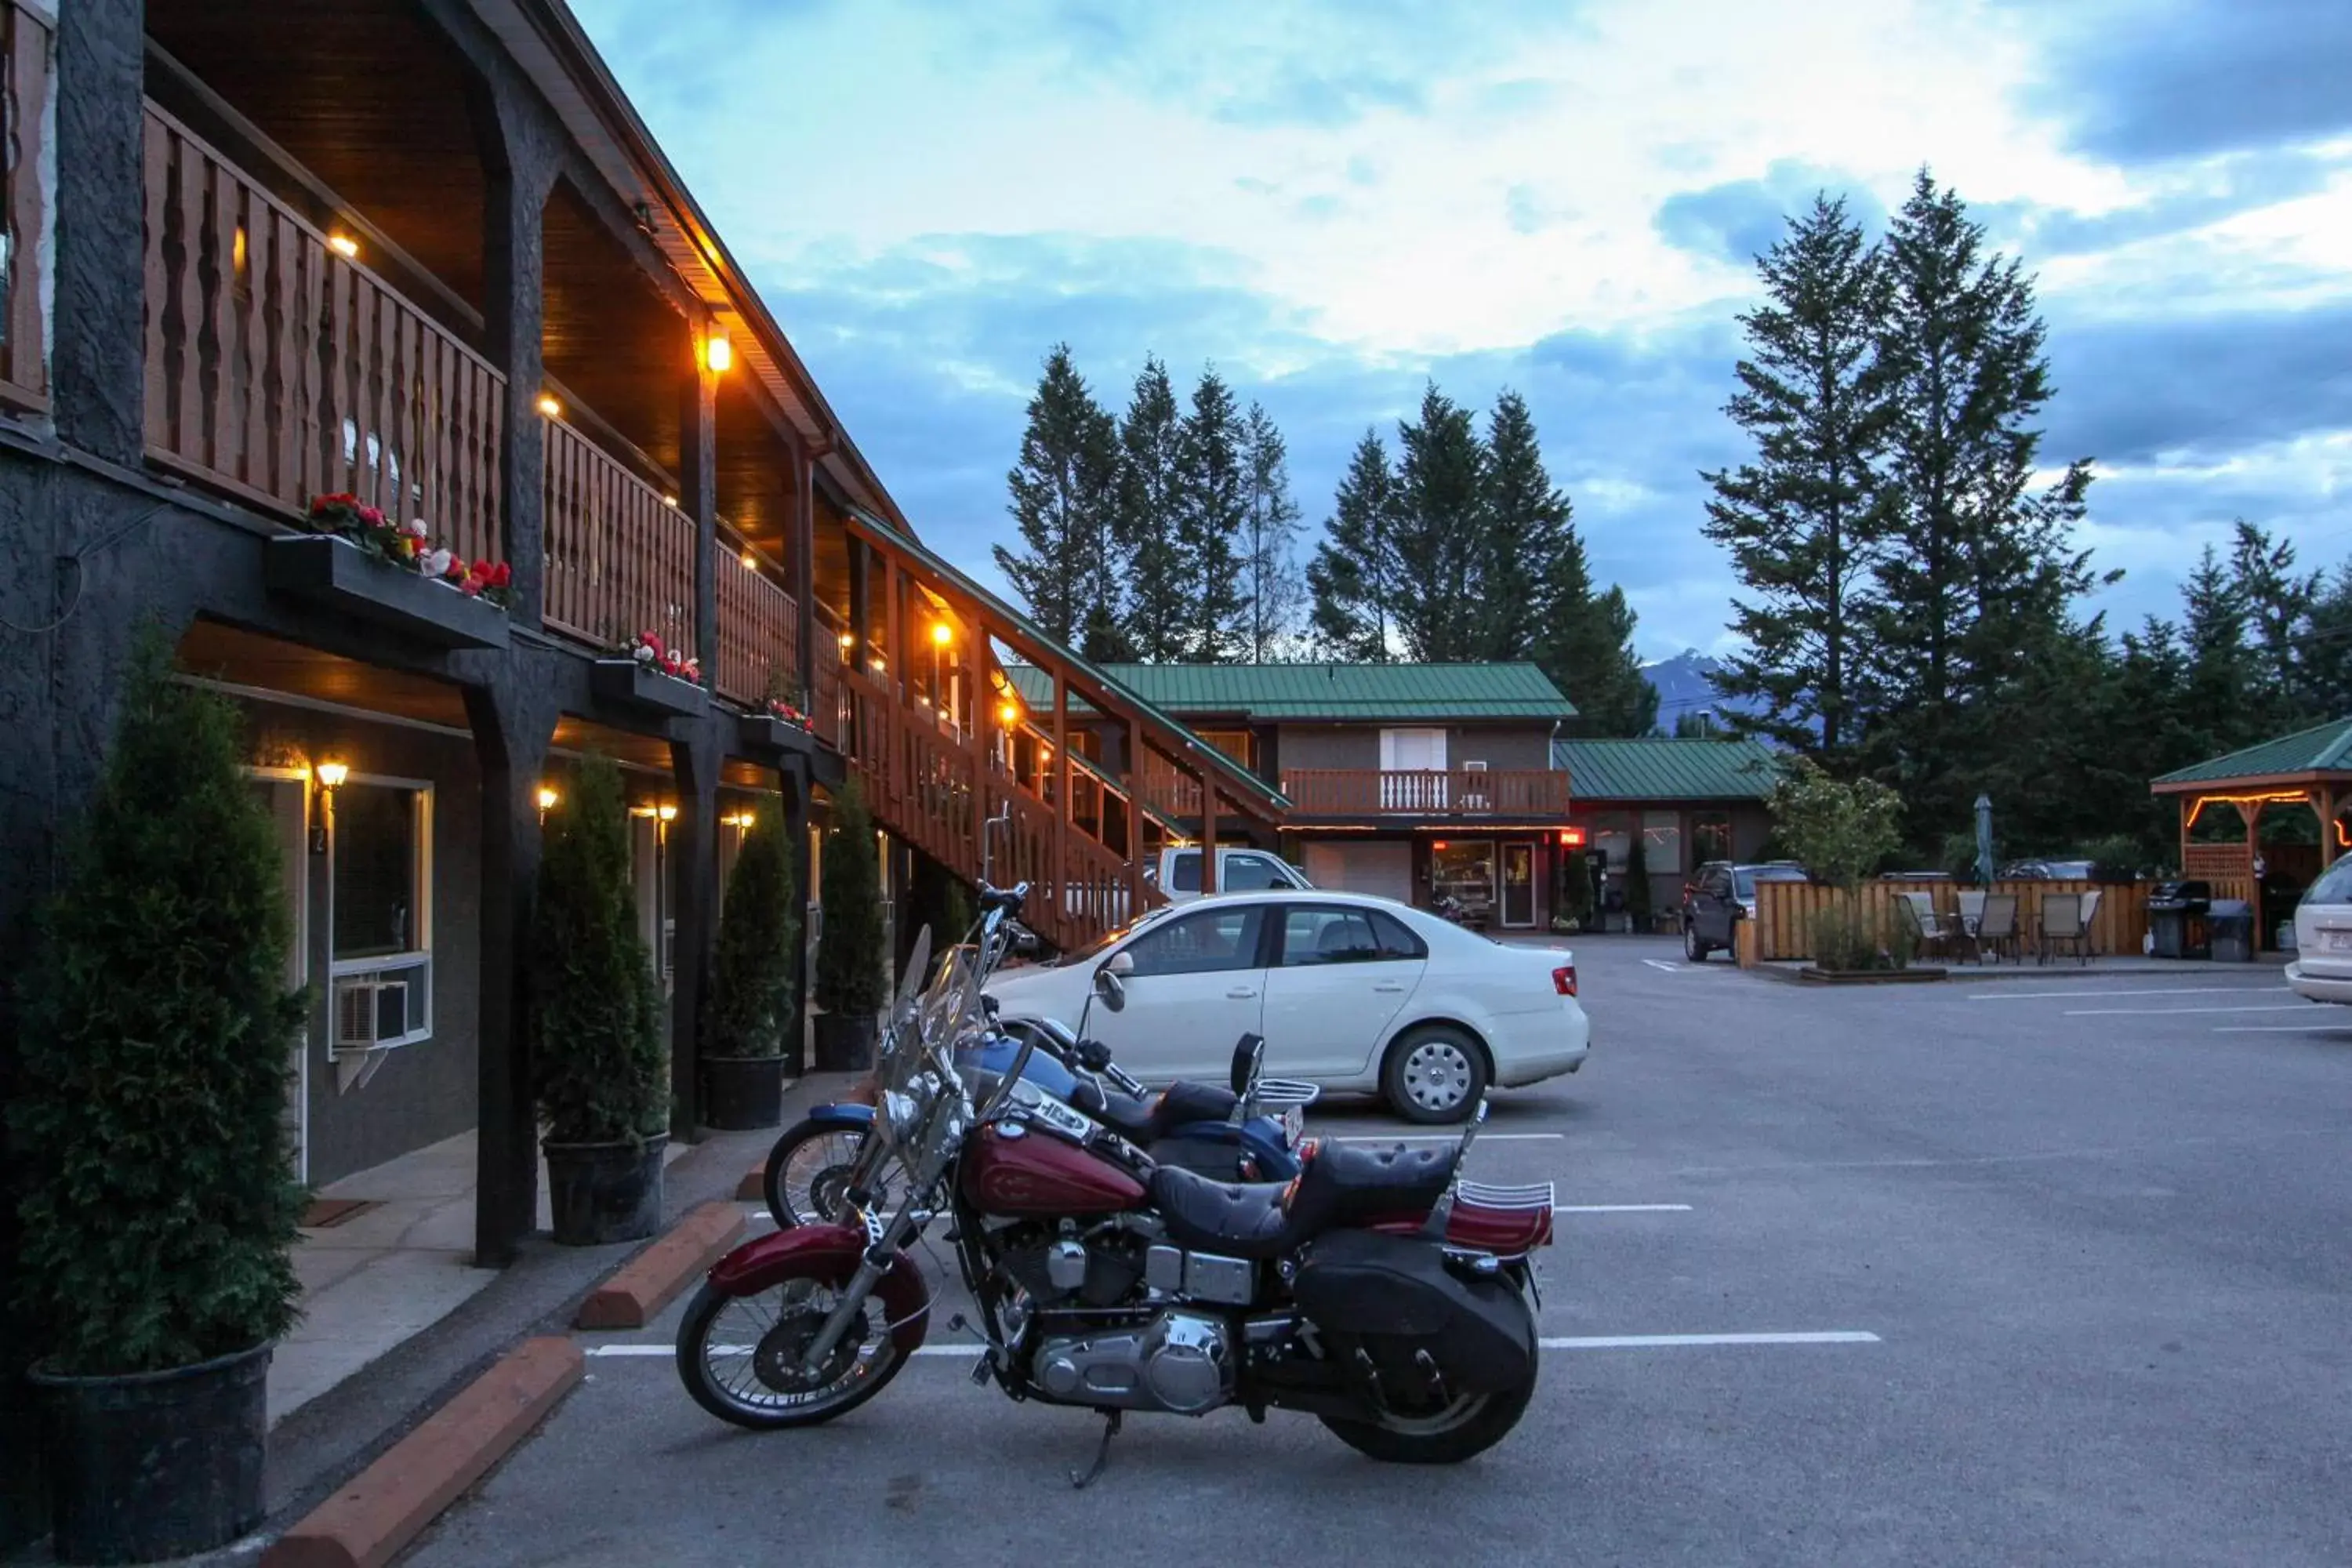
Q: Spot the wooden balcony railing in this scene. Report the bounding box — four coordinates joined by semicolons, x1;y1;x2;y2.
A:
1138;751;1204;823
713;526;800;706
1280;768;1570;817
542;417;695;653
1;2;49;411
141;104;504;564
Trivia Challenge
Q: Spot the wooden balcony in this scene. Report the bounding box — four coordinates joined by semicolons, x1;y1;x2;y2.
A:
1279;768;1570;819
540;416;693;655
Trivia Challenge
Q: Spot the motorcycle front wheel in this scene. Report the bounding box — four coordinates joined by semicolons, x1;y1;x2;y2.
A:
760;1121;879;1229
675;1277;909;1431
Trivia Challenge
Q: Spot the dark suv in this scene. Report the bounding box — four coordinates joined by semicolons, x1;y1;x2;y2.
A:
1682;861;1809;960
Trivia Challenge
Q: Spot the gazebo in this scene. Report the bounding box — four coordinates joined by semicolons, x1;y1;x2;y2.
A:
2151;717;2352;943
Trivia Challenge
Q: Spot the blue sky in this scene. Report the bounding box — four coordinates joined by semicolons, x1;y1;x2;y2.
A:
572;0;2352;659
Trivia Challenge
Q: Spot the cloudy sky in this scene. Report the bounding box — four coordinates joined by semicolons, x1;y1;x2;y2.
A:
572;0;2352;660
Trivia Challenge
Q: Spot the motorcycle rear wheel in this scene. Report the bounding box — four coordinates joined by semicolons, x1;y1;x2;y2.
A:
675;1278;908;1430
1317;1367;1537;1464
760;1122;882;1229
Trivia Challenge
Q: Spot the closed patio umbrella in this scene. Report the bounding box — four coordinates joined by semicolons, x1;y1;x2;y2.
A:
1975;793;1995;885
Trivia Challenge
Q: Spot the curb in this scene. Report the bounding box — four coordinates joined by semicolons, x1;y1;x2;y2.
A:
260;1337;581;1568
735;1157;767;1203
575;1201;746;1330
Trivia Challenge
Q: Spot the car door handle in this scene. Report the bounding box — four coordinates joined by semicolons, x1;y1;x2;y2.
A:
1226;986;1258;1000
1373;982;1406;993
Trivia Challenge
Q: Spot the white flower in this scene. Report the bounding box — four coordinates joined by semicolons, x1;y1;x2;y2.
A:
633;644;655;666
406;517;430;539
422;547;453;579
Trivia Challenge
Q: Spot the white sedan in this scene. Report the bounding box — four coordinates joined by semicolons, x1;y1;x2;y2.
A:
985;890;1590;1123
2288;858;2352;1003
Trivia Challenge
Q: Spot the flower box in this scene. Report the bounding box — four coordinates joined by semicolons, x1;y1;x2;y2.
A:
592;658;706;717
263;535;510;650
737;713;819;756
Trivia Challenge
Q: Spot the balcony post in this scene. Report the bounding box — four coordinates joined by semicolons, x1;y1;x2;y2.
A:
881;546;902;804
668;731;720;1141
51;0;145;463
1053;664;1070;915
1123;721;1146;914
480;96;559;626
681;345;718;680
791;441;816;706
1197;761;1220;894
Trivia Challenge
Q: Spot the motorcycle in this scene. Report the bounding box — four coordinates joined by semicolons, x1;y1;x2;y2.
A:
760;1006;1317;1229
677;884;1555;1474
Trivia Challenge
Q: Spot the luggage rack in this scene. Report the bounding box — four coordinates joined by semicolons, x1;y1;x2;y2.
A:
1454;1178;1555;1210
1250;1077;1320;1107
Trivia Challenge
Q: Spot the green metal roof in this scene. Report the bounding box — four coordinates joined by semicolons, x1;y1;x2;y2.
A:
1551;738;1781;801
2152;717;2352;789
1001;662;1576;722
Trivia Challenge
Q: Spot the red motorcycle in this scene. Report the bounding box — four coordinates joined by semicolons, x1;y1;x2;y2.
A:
675;886;1555;1475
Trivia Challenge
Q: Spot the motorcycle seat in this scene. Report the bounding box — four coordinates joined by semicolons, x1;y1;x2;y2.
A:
1089;1080;1241;1143
1149;1139;1457;1260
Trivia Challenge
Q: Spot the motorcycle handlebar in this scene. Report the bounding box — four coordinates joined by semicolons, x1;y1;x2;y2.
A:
977;881;1029;916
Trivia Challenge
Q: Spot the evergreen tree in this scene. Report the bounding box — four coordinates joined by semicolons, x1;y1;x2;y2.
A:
994;343;1124;656
1391;382;1488;661
1479;389;1570;662
1239;401;1305;662
1116;357;1190;662
2303;563;2352;720
1865;169;2100;835
1177;366;1250;662
2230;518;2320;733
1700;194;1891;759
814;777;888;1018
1307;430;1399;661
1538;547;1657;736
708;809;800;1058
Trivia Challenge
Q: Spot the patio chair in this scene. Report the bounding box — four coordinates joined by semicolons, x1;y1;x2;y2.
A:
2079;887;2104;956
1974;893;2020;964
1958;888;1987;938
2038;892;2089;966
1897;891;1956;961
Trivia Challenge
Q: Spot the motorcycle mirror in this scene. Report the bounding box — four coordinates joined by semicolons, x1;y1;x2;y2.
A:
1091;961;1127;1015
1229;1032;1266;1098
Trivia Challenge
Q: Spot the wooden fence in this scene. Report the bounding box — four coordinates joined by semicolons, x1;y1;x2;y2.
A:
1753;879;2153;963
142;105;504;564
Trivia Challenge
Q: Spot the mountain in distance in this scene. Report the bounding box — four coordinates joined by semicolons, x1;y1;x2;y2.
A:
1640;649;1774;737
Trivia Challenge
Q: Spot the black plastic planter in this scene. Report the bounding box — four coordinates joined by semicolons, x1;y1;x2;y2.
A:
543;1134;667;1245
263;535;509;650
702;1054;786;1130
29;1341;270;1565
735;713;818;757
590;659;706;718
812;1012;877;1072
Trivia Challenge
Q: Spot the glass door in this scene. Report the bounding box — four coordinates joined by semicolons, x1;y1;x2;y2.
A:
1501;841;1536;927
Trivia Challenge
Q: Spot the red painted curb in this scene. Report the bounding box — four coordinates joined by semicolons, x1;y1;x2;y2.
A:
575;1201;746;1330
261;1337;582;1568
735;1157;767;1203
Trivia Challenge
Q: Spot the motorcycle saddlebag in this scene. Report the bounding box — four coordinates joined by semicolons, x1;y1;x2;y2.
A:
1292;1228;1534;1393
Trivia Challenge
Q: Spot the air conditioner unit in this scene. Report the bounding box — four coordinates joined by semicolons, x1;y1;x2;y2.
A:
335;975;409;1051
1462;760;1490;812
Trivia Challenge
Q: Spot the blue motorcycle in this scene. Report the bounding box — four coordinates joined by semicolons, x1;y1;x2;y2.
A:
760;1020;1316;1229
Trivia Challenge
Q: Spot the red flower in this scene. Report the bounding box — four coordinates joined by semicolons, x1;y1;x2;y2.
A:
487;562;512;588
444;557;468;581
358;505;384;527
459;576;484;597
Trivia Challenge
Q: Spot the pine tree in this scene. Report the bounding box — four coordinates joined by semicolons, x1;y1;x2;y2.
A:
1479;389;1570;662
1239;401;1305;662
994;344;1124;655
1700;194;1891;759
1538;542;1657;736
814;776;888;1018
708;809;800;1058
1177;365;1250;662
1116;356;1189;662
1307;430;1399;662
2229;518;2319;732
1391;382;1488;661
1866;169;2100;836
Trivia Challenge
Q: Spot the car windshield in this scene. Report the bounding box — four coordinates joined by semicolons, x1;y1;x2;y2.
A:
1050;904;1174;968
2307;858;2352;906
1734;866;1806;898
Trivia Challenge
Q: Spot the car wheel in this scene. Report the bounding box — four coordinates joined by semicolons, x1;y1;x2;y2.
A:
1683;923;1709;961
1381;1025;1491;1125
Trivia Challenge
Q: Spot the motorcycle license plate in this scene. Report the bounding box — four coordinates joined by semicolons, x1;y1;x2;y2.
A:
1280;1105;1304;1147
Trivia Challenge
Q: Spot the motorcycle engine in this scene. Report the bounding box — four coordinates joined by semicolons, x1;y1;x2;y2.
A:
1030;1310;1234;1415
993;1221;1145;1309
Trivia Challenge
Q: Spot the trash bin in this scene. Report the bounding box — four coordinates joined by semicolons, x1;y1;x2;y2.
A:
2147;879;2212;960
2209;898;2255;963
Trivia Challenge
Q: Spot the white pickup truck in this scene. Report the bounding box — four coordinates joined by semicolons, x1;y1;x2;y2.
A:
1146;846;1315;904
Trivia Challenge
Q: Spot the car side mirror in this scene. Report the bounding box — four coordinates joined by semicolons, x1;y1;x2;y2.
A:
1093;953;1131;1014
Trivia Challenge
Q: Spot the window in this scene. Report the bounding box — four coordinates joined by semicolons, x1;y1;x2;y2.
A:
1432;840;1497;911
1123;906;1268;977
330;781;431;1051
1693;811;1733;865
1195;729;1256;772
1279;905;1425;966
1169;851;1200;893
1221;854;1290;891
1588;811;1634;875
1642;811;1684;873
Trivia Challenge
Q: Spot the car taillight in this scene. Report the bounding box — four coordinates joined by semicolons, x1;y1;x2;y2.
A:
1552;964;1577;996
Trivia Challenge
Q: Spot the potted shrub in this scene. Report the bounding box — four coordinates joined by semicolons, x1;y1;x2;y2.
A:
532;754;668;1244
813;776;887;1070
13;640;305;1563
703;808;800;1128
1559;848;1595;933
1626;837;1655;931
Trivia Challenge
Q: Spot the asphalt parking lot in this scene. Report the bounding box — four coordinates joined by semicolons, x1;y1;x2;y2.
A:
407;938;2352;1567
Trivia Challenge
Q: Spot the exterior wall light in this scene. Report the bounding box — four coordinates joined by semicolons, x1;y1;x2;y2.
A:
657;803;679;822
536;393;561;419
314;760;350;789
326;234;360;259
704;328;733;374
740;549;758;569
536;786;560;812
931;622;953;648
999;700;1022;728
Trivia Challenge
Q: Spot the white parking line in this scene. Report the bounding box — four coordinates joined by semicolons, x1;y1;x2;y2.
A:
2216;1023;2352;1033
1970;986;2288;1002
1330;1132;1564;1143
1558;1203;1693;1214
2063;1004;2308;1017
592;1329;1880;1359
1642;960;1681;973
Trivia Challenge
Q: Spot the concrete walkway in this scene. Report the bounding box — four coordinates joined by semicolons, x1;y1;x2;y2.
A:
276;1131;690;1425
